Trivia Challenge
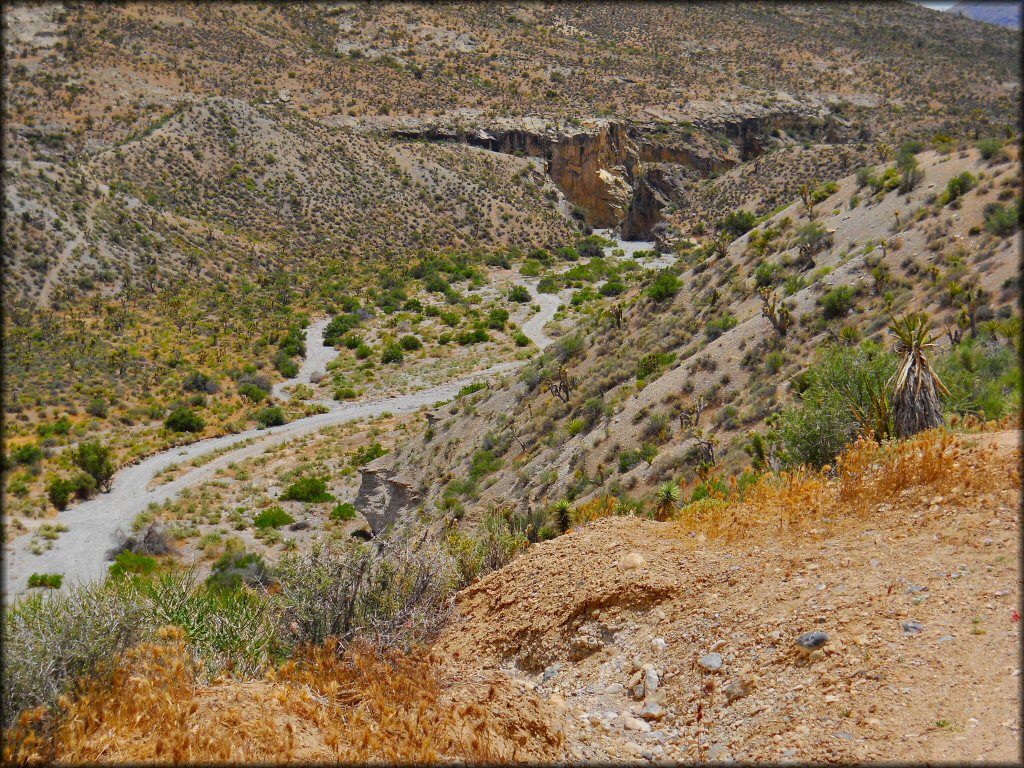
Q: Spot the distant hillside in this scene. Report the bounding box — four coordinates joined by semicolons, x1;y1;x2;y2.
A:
951;1;1021;27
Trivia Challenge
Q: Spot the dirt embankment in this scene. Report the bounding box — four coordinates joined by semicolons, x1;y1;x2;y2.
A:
437;430;1021;763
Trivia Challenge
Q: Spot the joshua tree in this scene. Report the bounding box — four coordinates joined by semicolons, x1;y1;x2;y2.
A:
759;288;792;336
654;482;680;521
888;313;949;438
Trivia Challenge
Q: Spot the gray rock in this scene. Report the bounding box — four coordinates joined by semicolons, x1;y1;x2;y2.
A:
699;652;724;671
652;637;667;652
835;731;855;740
640;701;666;721
905;584;928;594
542;663;562;683
605;682;625;695
645;667;660;694
937;634;954;643
902;620;923;634
794;631;830;656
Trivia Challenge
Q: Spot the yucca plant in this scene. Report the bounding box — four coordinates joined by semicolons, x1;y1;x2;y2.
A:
654;482;681;521
888;312;949;438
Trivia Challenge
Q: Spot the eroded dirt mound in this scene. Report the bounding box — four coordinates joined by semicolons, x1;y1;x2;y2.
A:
438;432;1021;763
440;516;686;672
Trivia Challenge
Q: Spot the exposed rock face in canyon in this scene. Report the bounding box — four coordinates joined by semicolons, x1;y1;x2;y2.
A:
388;108;847;240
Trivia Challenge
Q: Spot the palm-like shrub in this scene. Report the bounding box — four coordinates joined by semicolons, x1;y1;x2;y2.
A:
888;313;949;438
654;482;680;521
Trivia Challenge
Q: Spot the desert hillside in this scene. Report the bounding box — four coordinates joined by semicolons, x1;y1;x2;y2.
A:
2;2;1021;765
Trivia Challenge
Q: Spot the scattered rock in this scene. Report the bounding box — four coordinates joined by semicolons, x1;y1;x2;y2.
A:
644;667;660;695
628;670;643;689
725;677;752;703
624;742;645;757
698;652;724;671
542;663;562;682
605;682;625;695
902;620;923;634
794;631;830;657
625;715;652;733
652;637;667;653
619;553;646;571
640;701;666;721
707;743;733;763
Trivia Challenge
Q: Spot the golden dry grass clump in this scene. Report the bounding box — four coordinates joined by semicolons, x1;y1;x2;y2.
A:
4;626;565;764
674;427;1017;543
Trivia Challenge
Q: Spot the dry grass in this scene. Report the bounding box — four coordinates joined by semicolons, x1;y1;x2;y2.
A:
3;623;561;764
673;427;1017;543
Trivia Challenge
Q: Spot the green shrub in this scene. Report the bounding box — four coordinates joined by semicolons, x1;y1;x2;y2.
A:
508;285;531;303
85;398;108;418
976;137;1005;161
457;382;487;398
984;201;1020;237
705;314;739;341
331;502;357;521
27;573;63;589
456;328;489;345
399;334;422;351
72;440;114;491
938;336;1019;420
47;477;77;510
9;443;43;466
720;209;756;238
773;341;897;468
355;343;373;359
206;547;271;591
381;344;404;364
333;386;357;400
821;285;856;320
648;270;681;302
754;261;782;288
109;551;158;579
252;505;295;529
599;279;626;296
636;352;675;380
537;275;560;293
255;406;286;428
280;477;333;503
165;407;205;433
273;351;299;378
350;442;387;467
513;331;530;347
324;313;361;346
486;308;509;330
238;382;268;402
469;449;501;480
944;172;976;203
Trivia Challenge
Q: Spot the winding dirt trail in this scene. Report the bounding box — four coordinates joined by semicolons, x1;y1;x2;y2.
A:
3;275;563;601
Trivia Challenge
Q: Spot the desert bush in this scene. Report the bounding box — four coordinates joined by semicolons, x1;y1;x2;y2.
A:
183;371;219;394
7;443;43;466
109;551;158;579
273;351;299;378
720;209;756;238
648;270;681;302
238;382;268;402
705;314;739;340
274;528;457;652
255;406;286;428
26;574;63;589
943;172;976;204
636;352;674;380
381;344;404;364
165;407;205;433
983;201;1020;237
205;545;273;592
820;285;856;320
938;336;1019;420
2;580;149;727
508;285;531;303
72;440;114;492
976;137;1005;161
253;506;295;529
773;341;897;468
85;398;108;418
281;476;333;503
331;502;357;520
399;334;422;351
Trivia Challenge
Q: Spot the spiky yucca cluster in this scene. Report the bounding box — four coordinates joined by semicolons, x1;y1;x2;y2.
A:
888;313;950;439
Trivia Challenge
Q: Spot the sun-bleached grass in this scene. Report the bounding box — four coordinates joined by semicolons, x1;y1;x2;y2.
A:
672;427;1016;542
4;629;518;764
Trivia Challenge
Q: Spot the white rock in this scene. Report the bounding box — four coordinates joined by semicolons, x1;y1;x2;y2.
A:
652;638;667;652
625;716;652;733
605;683;625;695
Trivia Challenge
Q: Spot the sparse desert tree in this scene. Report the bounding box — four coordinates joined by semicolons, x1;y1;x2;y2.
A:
759;288;792;336
888;313;949;439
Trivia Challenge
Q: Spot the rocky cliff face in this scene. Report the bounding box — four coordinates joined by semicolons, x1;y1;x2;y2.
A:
388;108;845;239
